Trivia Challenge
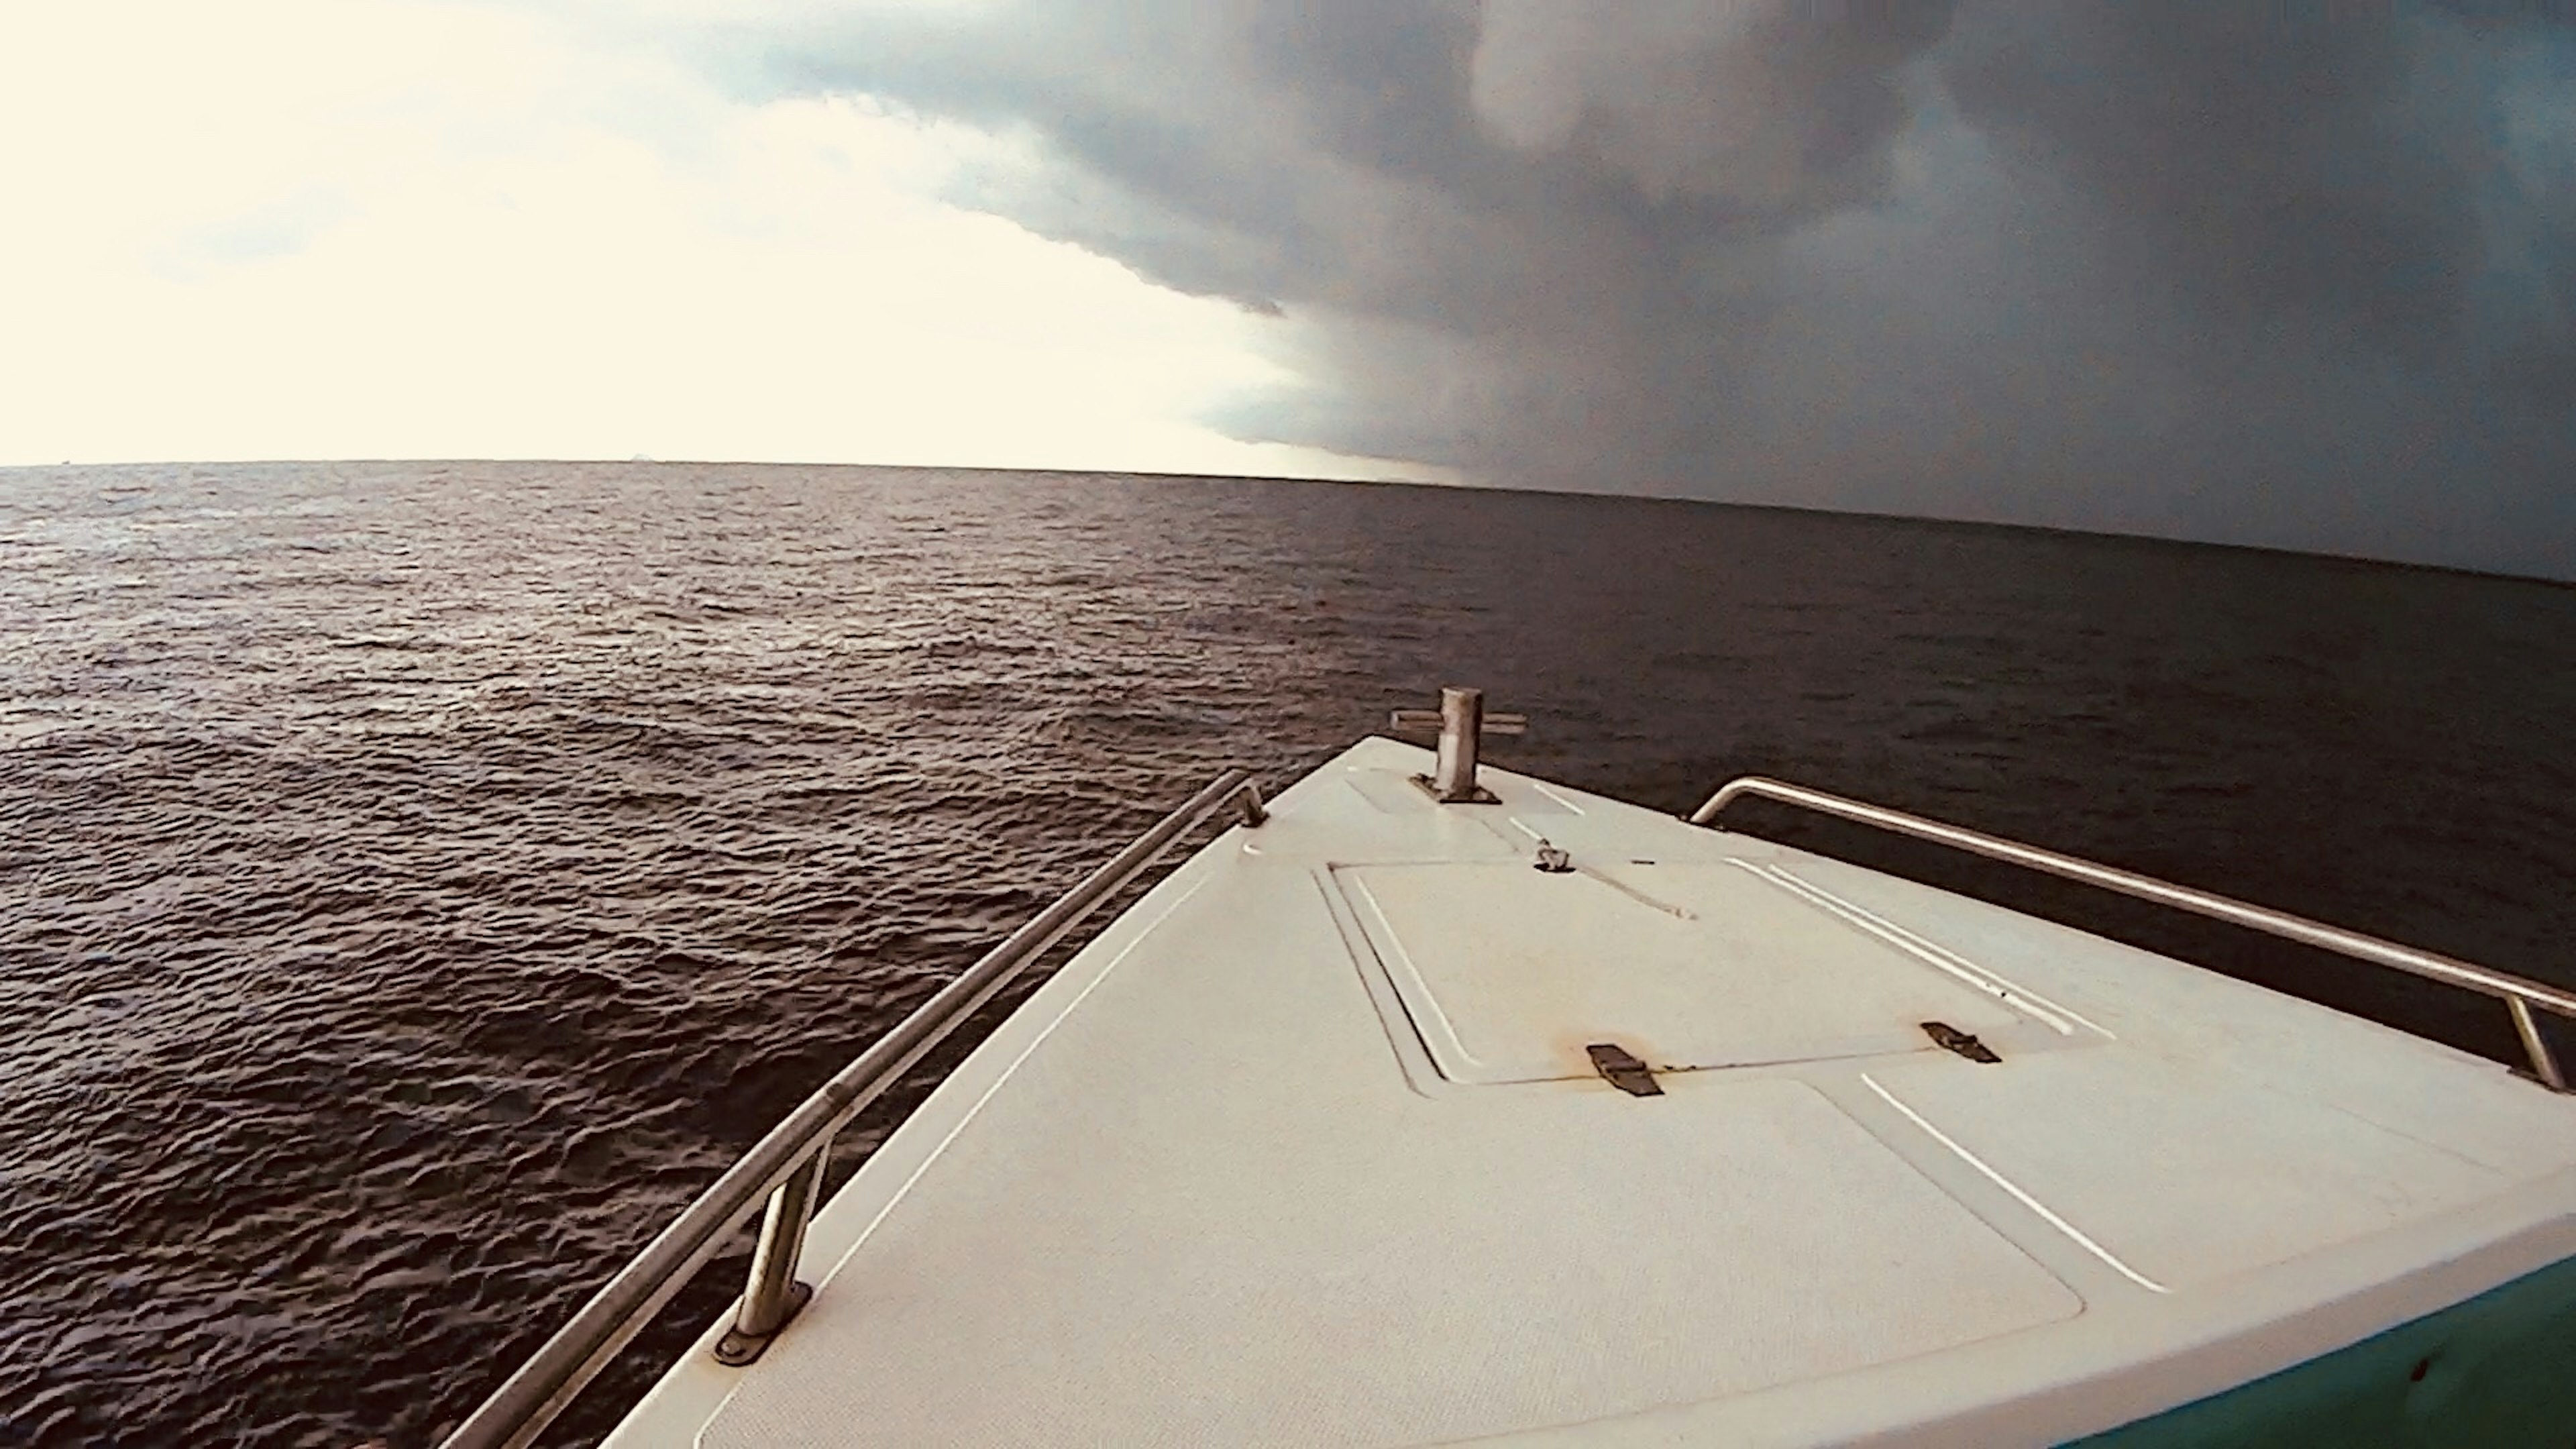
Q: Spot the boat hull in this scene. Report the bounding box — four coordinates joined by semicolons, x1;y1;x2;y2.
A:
2074;1251;2576;1447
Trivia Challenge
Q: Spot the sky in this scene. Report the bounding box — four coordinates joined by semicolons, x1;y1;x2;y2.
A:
5;2;2573;578
0;0;1432;482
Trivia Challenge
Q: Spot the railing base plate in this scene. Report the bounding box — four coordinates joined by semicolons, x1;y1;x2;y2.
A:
1409;773;1498;804
713;1281;812;1367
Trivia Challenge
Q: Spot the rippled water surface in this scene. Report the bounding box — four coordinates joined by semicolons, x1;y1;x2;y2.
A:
3;461;2573;1446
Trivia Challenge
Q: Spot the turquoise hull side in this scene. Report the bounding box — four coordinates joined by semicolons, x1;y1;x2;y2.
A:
2070;1253;2576;1447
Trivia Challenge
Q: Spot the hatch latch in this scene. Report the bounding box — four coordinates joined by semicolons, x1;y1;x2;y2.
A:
1922;1020;2001;1063
1586;1042;1664;1097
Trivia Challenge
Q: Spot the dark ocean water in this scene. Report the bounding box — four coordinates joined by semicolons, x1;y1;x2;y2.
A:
2;460;2571;1447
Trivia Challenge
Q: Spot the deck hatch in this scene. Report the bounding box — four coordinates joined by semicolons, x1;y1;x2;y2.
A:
1338;861;2025;1085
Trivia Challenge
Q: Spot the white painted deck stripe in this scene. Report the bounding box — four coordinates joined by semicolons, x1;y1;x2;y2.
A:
1527;780;1589;814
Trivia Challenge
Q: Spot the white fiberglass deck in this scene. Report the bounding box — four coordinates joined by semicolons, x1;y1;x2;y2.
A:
612;739;2576;1446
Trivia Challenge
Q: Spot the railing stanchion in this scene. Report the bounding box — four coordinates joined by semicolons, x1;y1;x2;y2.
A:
716;1132;833;1365
2510;998;2567;1091
1234;780;1268;828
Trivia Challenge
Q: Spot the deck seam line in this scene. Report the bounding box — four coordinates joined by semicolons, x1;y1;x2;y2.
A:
1741;860;2097;1037
1860;1071;2172;1295
1774;866;2111;1036
808;871;1217;1289
1748;861;2080;1034
1343;872;1485;1073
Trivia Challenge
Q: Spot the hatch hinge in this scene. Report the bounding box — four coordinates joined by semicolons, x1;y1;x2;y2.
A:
1922;1020;2001;1063
1586;1042;1664;1097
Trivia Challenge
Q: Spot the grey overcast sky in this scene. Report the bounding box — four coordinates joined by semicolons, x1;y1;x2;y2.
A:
7;3;2573;578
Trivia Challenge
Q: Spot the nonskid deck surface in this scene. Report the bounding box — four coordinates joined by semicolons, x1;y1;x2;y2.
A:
613;739;2576;1447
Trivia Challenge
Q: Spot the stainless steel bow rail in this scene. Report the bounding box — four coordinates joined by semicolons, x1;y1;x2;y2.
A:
439;769;1271;1449
1693;775;2575;1091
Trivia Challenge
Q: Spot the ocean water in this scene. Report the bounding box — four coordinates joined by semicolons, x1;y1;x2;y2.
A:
3;460;2571;1446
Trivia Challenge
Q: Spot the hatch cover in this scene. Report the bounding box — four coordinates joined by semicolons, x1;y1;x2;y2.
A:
1338;862;2022;1085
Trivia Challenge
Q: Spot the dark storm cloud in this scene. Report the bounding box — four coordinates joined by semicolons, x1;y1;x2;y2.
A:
717;1;2576;577
1945;7;2477;350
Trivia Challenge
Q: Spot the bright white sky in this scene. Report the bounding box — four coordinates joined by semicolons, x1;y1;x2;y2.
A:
0;0;1433;480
